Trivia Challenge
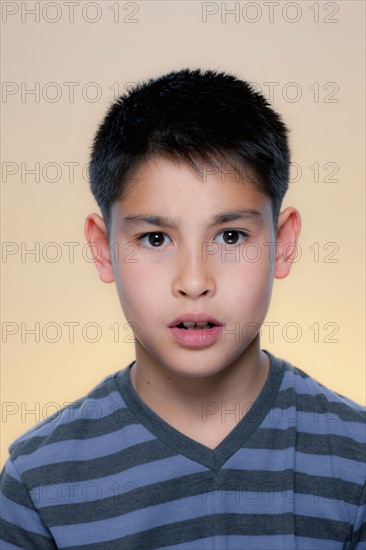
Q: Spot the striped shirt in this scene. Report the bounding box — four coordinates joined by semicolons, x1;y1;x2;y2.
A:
1;349;365;549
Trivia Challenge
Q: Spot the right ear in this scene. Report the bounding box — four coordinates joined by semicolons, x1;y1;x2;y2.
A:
84;213;115;283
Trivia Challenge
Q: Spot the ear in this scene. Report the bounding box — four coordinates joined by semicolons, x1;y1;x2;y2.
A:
274;207;302;279
84;213;115;284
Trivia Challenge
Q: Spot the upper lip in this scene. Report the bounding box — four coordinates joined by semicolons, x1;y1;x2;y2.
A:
169;313;224;327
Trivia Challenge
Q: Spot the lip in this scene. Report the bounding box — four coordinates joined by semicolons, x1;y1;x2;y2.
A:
168;313;224;328
169;325;223;348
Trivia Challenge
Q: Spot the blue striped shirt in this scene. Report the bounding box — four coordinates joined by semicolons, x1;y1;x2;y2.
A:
1;350;365;549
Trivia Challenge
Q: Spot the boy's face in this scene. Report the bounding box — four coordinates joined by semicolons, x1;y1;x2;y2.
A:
86;155;300;379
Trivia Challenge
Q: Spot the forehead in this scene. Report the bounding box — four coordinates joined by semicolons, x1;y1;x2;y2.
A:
111;154;272;226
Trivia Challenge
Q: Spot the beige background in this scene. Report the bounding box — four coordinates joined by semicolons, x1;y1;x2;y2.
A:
1;0;365;468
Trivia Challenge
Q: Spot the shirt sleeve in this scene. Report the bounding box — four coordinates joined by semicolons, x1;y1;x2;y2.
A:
0;457;57;549
350;480;366;549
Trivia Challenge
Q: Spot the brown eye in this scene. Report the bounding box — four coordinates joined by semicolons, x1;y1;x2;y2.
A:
148;233;165;247
137;232;171;249
223;230;239;245
216;229;249;246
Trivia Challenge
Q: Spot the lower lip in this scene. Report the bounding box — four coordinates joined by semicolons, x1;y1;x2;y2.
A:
169;326;223;348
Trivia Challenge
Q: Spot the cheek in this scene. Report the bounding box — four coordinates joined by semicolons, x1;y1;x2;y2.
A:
114;261;164;318
225;249;273;309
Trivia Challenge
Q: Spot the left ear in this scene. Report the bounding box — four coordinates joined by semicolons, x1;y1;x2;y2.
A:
274;207;302;279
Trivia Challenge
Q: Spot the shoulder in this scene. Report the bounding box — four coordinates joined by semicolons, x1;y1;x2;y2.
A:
277;353;366;421
268;352;366;516
4;367;131;476
268;350;365;456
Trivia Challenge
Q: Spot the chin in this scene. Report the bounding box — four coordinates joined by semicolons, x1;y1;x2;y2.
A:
164;358;226;379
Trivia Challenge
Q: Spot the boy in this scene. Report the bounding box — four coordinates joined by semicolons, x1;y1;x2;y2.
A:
1;67;365;549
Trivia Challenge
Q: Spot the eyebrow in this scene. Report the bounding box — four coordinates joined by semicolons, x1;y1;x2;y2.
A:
120;209;262;230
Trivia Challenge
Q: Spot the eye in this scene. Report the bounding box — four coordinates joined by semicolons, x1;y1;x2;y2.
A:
216;230;249;246
137;232;172;249
136;229;249;250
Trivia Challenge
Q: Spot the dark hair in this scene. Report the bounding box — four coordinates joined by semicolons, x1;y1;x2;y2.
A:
89;67;290;241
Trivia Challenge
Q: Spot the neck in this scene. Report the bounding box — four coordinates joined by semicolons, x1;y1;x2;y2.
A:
129;337;270;425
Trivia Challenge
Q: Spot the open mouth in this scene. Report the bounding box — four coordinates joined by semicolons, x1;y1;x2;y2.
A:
176;322;216;330
170;320;222;346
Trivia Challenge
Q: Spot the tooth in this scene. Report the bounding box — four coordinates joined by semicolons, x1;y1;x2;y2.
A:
182;321;209;329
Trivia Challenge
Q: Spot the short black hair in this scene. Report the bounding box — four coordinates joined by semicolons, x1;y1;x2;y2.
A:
89;67;290;241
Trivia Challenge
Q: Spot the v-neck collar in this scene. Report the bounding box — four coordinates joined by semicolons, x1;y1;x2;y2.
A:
115;349;285;472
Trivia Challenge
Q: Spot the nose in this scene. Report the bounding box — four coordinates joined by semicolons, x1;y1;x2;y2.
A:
172;243;215;298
